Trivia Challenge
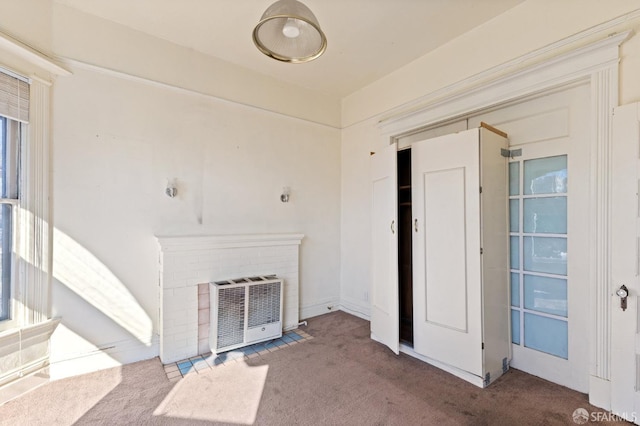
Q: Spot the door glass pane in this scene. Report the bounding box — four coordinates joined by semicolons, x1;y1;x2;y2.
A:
511;153;569;358
509;199;519;232
509;162;520;196
524;156;567;195
523;274;567;317
523;236;567;275
511;272;519;307
524;313;568;359
510;236;519;269
511;309;520;344
523;197;567;234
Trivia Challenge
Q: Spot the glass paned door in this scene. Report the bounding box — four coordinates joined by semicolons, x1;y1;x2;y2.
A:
469;82;589;391
510;155;568;359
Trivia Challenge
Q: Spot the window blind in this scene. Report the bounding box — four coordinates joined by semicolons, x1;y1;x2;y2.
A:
0;71;28;123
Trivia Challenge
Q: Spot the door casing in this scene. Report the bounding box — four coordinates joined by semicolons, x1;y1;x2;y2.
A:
373;32;629;409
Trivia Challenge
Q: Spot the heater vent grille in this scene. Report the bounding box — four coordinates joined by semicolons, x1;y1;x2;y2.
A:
249;282;281;328
211;276;283;353
216;286;245;349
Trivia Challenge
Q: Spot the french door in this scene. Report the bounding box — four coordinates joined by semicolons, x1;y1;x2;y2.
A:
469;83;590;392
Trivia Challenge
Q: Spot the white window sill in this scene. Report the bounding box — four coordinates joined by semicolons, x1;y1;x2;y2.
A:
0;318;60;387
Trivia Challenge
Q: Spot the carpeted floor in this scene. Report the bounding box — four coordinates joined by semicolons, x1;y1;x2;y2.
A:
0;311;625;425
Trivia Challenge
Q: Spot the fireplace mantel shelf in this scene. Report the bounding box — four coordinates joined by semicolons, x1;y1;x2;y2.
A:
156;233;304;251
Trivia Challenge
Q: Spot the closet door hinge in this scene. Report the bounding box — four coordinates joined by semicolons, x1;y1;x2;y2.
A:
479;186;482;194
480;248;484;255
482;342;485;350
501;148;522;158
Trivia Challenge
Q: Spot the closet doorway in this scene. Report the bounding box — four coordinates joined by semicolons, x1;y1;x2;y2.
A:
385;82;590;392
397;148;412;344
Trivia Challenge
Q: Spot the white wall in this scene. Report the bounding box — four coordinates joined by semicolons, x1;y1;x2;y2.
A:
342;1;640;127
49;64;341;377
5;0;640;380
339;2;640;320
0;0;341;378
52;4;341;128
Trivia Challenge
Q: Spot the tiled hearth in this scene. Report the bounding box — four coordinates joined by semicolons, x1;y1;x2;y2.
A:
163;329;312;381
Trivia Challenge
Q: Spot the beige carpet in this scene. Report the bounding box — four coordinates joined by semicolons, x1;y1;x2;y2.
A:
0;311;622;425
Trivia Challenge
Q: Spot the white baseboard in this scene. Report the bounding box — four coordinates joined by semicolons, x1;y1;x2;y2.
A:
400;343;486;388
589;375;611;411
339;299;370;320
301;298;371;321
300;298;340;320
50;335;159;380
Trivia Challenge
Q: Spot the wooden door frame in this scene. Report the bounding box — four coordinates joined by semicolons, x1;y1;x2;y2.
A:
377;30;631;410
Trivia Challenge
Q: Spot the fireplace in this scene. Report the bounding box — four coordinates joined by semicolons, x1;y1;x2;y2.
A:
156;233;304;363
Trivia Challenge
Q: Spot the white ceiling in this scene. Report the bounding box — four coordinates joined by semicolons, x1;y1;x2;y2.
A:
54;0;525;98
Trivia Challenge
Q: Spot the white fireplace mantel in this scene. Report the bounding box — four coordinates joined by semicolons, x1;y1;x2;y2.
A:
156;233;305;251
156;233;304;363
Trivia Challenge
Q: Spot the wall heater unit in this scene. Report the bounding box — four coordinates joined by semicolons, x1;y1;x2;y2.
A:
210;275;283;353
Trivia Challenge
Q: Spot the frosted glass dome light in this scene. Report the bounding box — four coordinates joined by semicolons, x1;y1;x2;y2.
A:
252;0;327;63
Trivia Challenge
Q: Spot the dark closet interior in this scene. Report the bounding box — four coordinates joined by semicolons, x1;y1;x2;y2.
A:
397;148;413;345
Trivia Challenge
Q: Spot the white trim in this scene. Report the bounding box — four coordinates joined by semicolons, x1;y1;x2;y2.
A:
18;79;53;325
376;23;634;131
59;58;340;130
156;233;304;252
590;375;612;411
0;318;59;387
339;298;371;321
590;66;619;382
0;66;28;83
49;334;159;380
300;298;339;320
0;31;70;77
399;343;485;388
375;30;628;401
378;31;631;137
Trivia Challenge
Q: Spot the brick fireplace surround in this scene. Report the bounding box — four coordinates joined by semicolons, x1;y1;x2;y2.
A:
156;234;304;363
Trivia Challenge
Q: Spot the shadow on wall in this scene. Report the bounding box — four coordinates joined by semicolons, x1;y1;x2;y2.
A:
50;228;154;372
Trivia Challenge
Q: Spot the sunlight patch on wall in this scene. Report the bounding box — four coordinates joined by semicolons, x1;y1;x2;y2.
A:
52;228;153;345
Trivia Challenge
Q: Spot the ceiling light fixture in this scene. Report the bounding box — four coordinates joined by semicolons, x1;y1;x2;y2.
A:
252;0;327;63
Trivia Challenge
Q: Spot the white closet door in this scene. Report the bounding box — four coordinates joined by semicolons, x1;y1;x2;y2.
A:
370;143;399;354
412;129;483;376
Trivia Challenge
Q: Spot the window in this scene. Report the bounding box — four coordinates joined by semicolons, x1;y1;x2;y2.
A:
0;116;19;321
0;74;28;321
0;41;60;386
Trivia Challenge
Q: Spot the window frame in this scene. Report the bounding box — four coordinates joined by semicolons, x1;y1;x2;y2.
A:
0;116;21;331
